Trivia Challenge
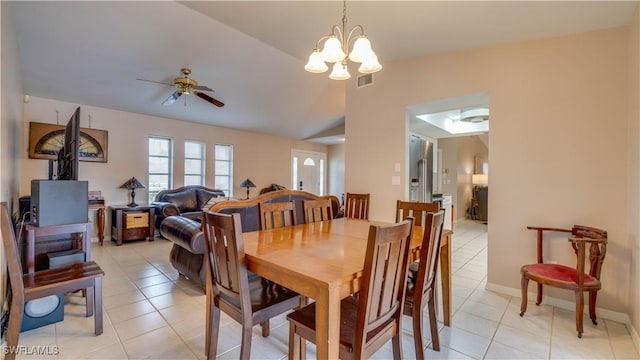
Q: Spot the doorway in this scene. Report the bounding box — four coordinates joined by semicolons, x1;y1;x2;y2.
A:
407;92;489;224
291;149;326;195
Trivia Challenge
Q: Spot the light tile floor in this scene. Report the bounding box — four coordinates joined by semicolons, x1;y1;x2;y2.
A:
10;220;640;359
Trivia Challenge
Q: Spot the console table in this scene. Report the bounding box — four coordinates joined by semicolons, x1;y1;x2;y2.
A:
110;205;155;246
88;198;105;245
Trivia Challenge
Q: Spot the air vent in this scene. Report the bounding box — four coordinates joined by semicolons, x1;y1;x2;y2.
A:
357;73;374;88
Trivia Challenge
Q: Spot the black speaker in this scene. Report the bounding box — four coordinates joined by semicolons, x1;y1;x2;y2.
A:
20;294;64;332
18;196;31;223
30;180;88;226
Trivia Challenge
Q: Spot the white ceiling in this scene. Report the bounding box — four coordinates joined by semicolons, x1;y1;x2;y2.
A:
10;1;637;142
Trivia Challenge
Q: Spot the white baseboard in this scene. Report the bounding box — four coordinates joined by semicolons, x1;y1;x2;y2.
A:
486;282;640;354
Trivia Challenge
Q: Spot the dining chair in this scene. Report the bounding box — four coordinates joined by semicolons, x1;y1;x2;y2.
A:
520;225;607;338
404;210;445;357
395;200;440;227
258;200;297;230
287;217;415;360
302;198;334;223
344;192;370;220
0;202;104;360
202;211;303;360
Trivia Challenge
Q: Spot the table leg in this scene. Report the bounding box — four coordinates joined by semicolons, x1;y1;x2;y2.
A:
440;231;452;326
97;208;105;246
26;228;35;273
315;287;341;359
148;207;155;241
116;209;123;246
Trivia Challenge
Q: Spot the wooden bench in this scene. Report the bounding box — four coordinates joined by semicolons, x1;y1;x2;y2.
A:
1;203;104;360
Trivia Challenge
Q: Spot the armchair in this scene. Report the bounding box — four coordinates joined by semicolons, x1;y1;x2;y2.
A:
520;225;607;338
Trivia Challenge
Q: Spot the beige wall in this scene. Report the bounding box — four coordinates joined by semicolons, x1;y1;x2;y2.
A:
1;0;25;341
1;1;23;207
346;27;631;316
327;143;345;199
21;96;328;235
439;136;488;220
628;5;640;345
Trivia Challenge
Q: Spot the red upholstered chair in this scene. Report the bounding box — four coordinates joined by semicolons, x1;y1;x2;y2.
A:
520;225;607;338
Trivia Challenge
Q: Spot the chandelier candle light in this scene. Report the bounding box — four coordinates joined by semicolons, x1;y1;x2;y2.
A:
305;0;382;80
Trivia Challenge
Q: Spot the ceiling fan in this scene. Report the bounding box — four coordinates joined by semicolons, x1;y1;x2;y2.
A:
137;68;224;107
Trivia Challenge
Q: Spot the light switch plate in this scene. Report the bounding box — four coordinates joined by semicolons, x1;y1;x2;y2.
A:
392;176;400;185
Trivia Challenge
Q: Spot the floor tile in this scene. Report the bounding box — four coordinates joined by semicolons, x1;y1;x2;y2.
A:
17;221;639;360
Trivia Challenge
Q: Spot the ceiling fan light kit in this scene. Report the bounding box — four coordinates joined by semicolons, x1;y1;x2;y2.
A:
137;68;224;108
305;0;381;80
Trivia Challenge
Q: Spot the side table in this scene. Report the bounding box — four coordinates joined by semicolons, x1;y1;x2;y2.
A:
110;205;155;246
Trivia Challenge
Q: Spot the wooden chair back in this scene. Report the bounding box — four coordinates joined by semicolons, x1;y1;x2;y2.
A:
258;201;297;230
202;211;251;310
395;200;440;227
354;217;414;357
302;199;334;223
414;210;445;298
1;203;26;317
403;210;445;357
344;193;370;220
202;210;303;359
571;225;607;281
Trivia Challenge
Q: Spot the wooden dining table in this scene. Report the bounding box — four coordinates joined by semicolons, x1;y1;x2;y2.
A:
242;217;452;359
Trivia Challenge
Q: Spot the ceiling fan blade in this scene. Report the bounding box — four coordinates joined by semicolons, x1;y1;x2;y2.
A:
193;85;214;92
162;91;182;106
194;90;224;107
137;78;174;86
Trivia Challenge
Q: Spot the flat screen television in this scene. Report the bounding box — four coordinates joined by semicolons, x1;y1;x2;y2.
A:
56;107;80;180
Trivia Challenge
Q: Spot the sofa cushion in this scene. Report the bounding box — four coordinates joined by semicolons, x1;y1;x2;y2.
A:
163;191;198;213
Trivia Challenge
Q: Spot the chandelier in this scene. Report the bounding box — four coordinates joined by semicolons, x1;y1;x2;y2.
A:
304;1;382;80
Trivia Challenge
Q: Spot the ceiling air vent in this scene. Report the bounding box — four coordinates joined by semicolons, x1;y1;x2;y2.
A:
357;73;374;88
460;107;489;123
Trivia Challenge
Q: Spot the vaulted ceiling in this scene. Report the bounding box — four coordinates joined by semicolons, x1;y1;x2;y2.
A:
10;1;637;141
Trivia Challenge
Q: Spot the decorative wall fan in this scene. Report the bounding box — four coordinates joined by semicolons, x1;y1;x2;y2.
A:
137;68;224;107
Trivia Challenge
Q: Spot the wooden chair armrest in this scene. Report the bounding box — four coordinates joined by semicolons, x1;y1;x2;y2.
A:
527;226;572;233
527;226;571;264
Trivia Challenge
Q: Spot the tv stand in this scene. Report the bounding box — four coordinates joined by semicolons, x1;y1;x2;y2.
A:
24;222;90;273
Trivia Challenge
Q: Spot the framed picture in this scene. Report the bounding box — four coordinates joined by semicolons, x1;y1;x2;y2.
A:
28;122;108;163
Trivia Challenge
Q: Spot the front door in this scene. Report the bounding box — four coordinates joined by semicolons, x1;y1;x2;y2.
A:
291;149;326;195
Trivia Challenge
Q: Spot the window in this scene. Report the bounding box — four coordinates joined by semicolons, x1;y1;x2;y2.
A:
215;144;233;196
184;140;205;186
148;137;173;203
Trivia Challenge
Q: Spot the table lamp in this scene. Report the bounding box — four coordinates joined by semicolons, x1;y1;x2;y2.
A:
119;176;146;207
240;178;256;199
